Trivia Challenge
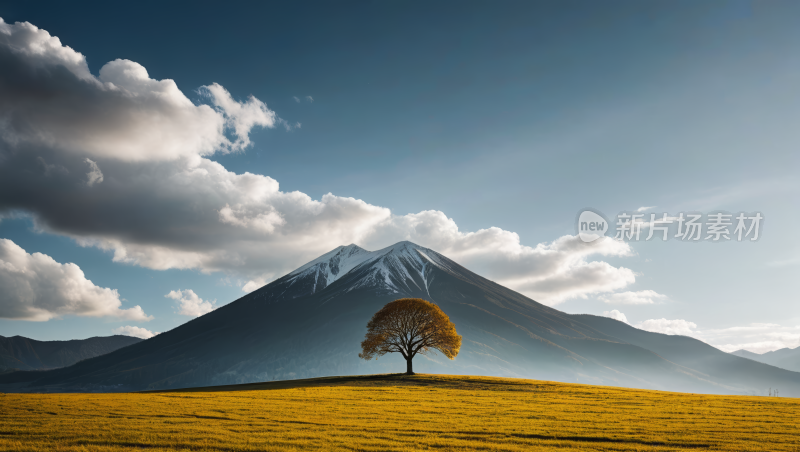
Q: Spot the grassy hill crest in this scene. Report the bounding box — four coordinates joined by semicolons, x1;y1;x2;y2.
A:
3;373;798;451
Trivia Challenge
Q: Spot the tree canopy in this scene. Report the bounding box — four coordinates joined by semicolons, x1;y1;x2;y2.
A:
359;298;461;374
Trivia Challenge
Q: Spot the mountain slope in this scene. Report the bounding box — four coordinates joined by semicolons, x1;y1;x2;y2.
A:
0;335;143;371
572;315;800;396
731;347;800;372
2;241;798;396
731;349;762;360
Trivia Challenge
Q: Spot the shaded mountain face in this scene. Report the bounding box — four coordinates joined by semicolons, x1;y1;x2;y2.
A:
731;347;800;372
2;241;799;396
0;335;142;371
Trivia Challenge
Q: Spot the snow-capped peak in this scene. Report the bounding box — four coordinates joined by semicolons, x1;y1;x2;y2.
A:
287;244;372;288
284;241;449;295
289;244;369;275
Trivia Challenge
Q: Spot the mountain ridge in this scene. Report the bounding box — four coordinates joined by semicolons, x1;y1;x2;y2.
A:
1;241;798;396
730;346;800;372
0;335;143;371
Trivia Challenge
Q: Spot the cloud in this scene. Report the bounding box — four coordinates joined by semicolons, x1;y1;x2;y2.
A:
359;212;636;304
199;83;276;151
0;19;274;162
694;323;800;354
599;290;667;305
166;289;216;317
305;96;313;103
633;317;800;354
0;238;151;321
636;206;656;212
0;18;642;307
635;318;697;336
112;325;158;339
84;158;103;186
293;96;300;103
603;309;628;323
242;279;264;293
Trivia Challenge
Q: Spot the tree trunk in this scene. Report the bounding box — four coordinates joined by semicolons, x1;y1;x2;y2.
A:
406;357;414;375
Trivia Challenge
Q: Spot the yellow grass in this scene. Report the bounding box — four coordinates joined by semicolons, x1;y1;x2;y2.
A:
1;374;798;451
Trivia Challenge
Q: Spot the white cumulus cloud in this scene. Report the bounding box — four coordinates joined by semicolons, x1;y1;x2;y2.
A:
166;289;217;317
0;19;275;162
199;82;276;151
603;309;628;323
599;290;667;305
0;18;644;307
0;238;151;321
112;325;158;339
635;318;698;336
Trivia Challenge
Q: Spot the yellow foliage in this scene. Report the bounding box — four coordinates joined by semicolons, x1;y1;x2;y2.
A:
359;298;461;374
1;374;799;451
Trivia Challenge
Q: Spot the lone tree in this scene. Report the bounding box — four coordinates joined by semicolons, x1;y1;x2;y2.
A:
359;298;461;374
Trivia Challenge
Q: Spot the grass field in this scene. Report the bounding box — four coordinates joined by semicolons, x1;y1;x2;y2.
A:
1;374;798;451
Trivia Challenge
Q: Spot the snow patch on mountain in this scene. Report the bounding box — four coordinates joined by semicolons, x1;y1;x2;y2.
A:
285;241;449;295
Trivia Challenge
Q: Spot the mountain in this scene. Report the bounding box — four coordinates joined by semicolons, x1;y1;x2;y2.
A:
731;347;800;372
570;316;800;395
731;349;762;360
2;241;799;396
0;335;142;371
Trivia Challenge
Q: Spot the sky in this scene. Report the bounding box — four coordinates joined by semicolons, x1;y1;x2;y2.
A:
0;1;798;354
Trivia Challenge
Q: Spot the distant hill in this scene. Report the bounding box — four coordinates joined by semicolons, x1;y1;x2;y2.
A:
731;347;800;372
571;315;800;395
2;241;799;396
0;335;143;371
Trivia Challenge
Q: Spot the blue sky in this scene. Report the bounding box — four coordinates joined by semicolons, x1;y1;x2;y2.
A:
0;1;798;353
